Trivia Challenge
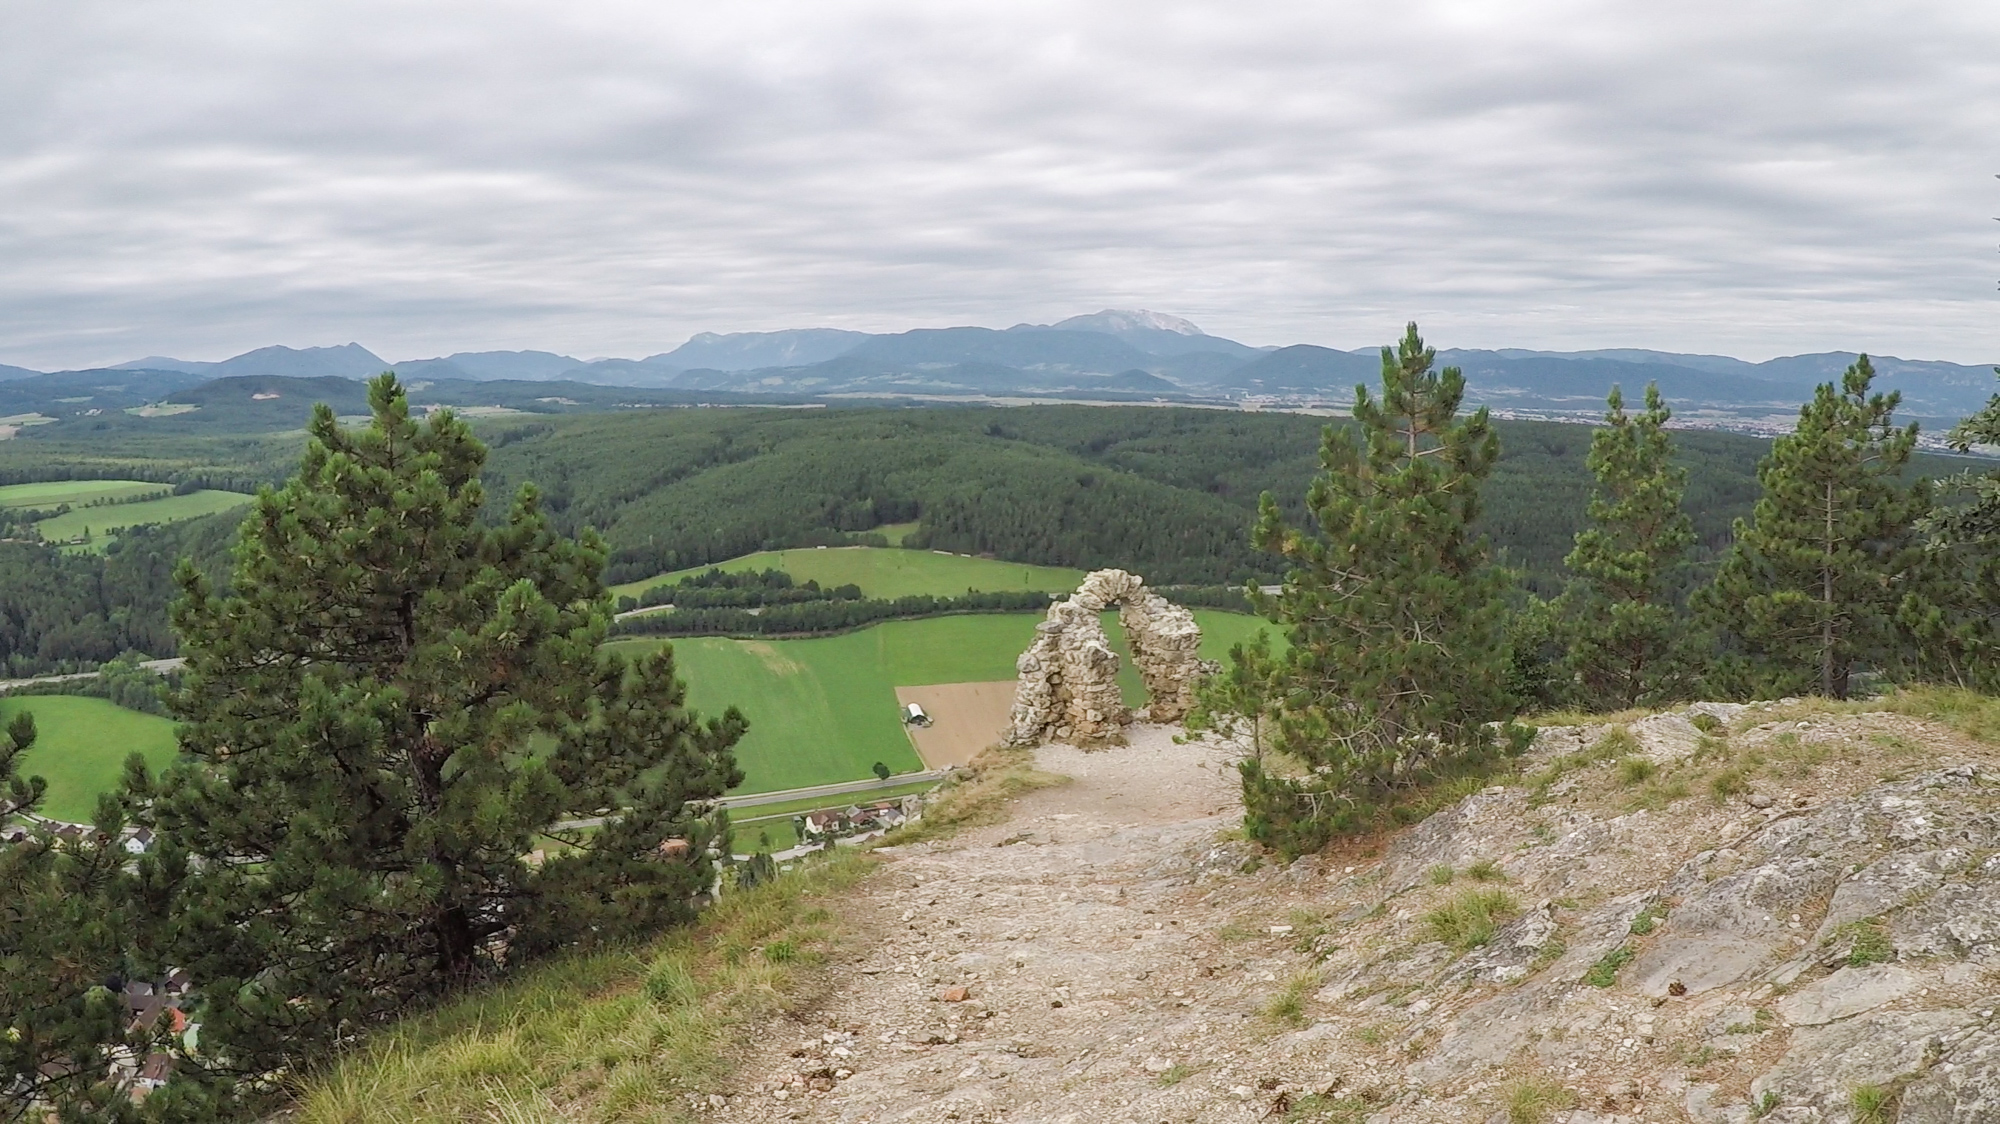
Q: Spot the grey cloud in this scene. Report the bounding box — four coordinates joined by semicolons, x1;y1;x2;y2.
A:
2;0;1998;369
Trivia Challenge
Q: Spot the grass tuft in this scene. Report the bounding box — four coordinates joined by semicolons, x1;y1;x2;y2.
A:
1465;857;1504;882
1880;685;2000;742
1583;943;1634;987
1628;901;1667;936
1281;1093;1373;1123
1616;756;1657;785
1504;1078;1578;1124
1851;1082;1900;1124
1423;888;1521;951
1843;917;1895;967
1708;766;1753;803
1261;968;1322;1028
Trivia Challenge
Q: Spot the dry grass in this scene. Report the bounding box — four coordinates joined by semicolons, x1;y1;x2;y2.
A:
1527;687;2000;821
1527;705;1653;728
294;851;876;1124
1879;685;2000;743
877;743;1068;845
1528;726;1639;804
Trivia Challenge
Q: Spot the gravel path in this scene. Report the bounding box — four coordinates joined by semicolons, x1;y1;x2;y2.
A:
716;724;1320;1124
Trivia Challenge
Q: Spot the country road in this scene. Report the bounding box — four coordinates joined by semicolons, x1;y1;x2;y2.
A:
550;769;951;831
0;657;184;694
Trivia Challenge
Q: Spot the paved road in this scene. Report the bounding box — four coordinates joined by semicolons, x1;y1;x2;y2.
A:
552;769;951;831
0;657;183;694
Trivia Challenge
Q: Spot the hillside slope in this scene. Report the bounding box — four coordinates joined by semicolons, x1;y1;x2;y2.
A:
714;700;2000;1123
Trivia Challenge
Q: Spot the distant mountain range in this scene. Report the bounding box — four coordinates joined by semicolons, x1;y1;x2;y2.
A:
10;311;1997;426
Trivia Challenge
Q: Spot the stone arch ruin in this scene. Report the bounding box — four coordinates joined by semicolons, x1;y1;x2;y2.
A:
1003;569;1216;746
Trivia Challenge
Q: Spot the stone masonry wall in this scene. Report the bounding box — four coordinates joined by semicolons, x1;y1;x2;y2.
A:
1003;569;1214;746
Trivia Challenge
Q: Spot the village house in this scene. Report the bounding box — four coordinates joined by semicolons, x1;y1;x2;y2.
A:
794;801;908;843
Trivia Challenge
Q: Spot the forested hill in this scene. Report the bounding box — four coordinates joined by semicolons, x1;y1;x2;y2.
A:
0;401;1963;676
0;510;238;677
475;405;1867;590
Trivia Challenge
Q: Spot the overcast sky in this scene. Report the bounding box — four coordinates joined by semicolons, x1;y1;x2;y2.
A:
3;0;1998;369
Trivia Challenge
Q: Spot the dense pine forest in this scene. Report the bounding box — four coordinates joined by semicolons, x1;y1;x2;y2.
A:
472;404;1872;588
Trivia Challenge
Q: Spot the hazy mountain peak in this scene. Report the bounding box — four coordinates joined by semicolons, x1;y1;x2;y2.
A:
1053;309;1207;336
391;350;584;381
213;343;388;380
110;355;210;373
657;328;871;372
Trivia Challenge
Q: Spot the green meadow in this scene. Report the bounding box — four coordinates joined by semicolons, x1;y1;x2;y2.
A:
610;545;1085;602
0;696;179;822
37;489;254;551
0;479;168;509
5;526;1282;813
612;608;1280;794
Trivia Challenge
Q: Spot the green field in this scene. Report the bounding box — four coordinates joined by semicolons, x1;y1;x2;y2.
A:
37;489;253;551
611;609;1281;794
611;545;1085;602
0;479;168;509
0;696;179;822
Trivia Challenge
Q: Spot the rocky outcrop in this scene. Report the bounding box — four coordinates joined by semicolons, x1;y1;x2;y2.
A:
719;703;2000;1124
1373;711;2000;1123
1003;569;1213;745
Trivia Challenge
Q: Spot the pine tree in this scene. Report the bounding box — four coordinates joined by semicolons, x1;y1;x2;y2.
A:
1226;324;1523;855
2;717;148;1124
1901;371;2000;690
1698;356;1925;698
1555;383;1700;709
142;375;746;1099
7;710;36;756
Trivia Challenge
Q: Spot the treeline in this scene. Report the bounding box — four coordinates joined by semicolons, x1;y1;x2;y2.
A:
1191;326;2000;856
1153;585;1256;613
625;567;865;610
0;650;175;714
614;588;1054;637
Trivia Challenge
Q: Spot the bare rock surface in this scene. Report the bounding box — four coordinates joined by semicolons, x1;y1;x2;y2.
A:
717;705;2000;1123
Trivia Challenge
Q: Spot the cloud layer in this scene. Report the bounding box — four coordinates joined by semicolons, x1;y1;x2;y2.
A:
4;0;1998;369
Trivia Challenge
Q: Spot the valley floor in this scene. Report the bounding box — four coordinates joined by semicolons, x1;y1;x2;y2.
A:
713;703;2000;1124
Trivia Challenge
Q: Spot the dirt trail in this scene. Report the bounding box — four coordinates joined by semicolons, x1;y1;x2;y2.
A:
722;724;1298;1124
718;707;2000;1124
